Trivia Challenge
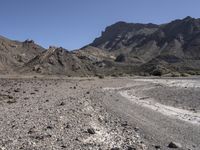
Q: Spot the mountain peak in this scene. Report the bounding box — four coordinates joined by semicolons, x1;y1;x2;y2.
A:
23;39;35;44
183;16;194;21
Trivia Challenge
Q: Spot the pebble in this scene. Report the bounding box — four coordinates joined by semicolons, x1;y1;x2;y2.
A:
168;142;182;148
87;128;95;134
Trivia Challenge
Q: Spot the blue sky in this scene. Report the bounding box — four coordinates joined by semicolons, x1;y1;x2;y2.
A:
0;0;200;50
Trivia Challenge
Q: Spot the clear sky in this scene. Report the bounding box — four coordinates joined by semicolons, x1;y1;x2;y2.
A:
0;0;200;50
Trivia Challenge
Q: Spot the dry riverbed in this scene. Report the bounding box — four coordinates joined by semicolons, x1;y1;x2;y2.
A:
0;76;200;150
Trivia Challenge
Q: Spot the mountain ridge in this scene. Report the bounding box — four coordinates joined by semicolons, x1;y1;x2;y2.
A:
89;16;200;76
0;16;200;76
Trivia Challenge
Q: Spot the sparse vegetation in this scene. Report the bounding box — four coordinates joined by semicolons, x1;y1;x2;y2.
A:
187;71;196;75
196;71;200;75
151;69;163;76
115;53;126;62
181;73;190;77
171;72;181;77
97;74;104;79
111;74;119;77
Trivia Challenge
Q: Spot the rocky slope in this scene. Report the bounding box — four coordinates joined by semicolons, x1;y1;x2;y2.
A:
90;16;200;75
0;36;44;74
20;46;95;76
0;16;200;76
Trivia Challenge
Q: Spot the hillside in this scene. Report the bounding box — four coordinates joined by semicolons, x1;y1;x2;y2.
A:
0;16;200;76
0;36;44;74
90;16;200;75
20;47;96;76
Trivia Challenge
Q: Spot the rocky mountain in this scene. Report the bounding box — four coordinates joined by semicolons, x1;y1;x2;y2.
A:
90;16;200;75
0;36;44;74
91;21;159;54
0;16;200;76
20;46;97;76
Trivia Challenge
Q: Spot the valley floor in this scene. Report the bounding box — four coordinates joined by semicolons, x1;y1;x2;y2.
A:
0;76;199;150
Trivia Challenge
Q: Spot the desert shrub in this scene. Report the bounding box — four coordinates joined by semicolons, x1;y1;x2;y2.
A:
151;69;163;76
180;73;189;77
115;54;126;62
187;71;196;75
111;74;118;77
196;71;200;75
118;72;124;76
171;72;180;77
98;75;104;79
144;72;150;76
139;72;150;76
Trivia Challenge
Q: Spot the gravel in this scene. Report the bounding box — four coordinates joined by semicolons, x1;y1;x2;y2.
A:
0;76;199;150
0;77;145;150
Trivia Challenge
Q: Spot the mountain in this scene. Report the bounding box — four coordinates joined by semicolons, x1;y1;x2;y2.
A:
0;16;200;76
20;46;96;76
91;21;159;54
90;16;200;75
0;36;44;74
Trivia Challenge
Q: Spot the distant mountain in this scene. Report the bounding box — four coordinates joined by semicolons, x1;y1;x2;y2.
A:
0;16;200;76
90;16;200;75
91;21;159;53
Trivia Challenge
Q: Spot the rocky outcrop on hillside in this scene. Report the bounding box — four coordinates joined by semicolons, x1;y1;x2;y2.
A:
0;36;44;74
20;47;96;76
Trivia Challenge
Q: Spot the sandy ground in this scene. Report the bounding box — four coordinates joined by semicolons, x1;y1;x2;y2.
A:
0;76;200;150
